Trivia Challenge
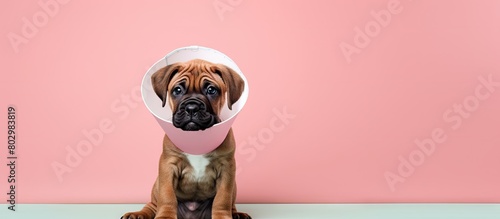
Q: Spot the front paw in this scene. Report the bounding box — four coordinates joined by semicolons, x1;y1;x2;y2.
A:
121;211;153;219
233;212;252;219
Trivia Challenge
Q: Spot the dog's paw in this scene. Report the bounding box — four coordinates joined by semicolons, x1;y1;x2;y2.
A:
232;212;252;219
121;211;153;219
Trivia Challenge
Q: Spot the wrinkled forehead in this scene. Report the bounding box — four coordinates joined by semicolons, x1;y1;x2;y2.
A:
168;62;224;89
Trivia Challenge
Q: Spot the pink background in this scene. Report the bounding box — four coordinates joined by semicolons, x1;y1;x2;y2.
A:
1;0;499;203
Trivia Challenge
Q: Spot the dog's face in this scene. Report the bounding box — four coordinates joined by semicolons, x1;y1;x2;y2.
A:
151;59;244;131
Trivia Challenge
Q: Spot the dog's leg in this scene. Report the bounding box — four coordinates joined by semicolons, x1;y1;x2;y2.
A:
212;157;236;219
231;184;252;219
154;155;179;219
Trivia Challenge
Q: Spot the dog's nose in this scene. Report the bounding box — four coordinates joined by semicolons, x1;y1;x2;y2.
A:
185;103;200;114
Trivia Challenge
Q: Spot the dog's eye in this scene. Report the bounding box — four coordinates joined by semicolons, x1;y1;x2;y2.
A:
172;87;183;96
206;86;218;95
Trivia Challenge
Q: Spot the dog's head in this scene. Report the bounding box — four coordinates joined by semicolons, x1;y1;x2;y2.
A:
151;59;244;131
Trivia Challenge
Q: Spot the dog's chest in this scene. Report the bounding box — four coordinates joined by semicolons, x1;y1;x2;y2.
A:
177;154;218;200
184;154;210;180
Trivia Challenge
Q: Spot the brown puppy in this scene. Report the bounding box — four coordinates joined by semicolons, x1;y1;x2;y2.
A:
122;59;251;219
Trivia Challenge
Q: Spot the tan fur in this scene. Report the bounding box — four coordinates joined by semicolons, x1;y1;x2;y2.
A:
122;59;250;219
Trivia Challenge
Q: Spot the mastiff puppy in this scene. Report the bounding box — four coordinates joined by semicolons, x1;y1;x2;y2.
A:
122;59;251;219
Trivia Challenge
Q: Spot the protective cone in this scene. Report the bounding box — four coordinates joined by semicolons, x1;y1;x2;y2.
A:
141;46;249;154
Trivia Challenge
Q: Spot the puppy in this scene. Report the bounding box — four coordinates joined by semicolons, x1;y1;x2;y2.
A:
122;59;251;219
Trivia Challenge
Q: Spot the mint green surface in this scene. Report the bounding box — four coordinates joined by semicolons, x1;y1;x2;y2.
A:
1;204;499;219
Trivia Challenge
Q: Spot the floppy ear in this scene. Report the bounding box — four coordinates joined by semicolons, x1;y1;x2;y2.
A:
151;63;181;107
213;64;245;110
